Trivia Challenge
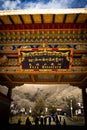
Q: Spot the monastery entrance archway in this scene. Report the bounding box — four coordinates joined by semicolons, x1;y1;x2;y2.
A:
0;8;87;127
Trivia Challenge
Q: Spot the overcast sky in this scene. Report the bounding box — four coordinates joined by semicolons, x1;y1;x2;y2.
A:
0;0;87;10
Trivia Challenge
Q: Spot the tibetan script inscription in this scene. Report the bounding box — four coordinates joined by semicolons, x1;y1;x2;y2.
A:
18;48;73;71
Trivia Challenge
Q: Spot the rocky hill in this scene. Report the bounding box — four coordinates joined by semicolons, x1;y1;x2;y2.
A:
11;84;82;110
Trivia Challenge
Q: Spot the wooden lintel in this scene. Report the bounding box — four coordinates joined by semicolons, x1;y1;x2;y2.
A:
12;81;83;85
0;55;8;65
0;70;87;74
0;23;87;30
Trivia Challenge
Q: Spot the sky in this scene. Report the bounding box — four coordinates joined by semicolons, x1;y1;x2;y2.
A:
0;0;87;10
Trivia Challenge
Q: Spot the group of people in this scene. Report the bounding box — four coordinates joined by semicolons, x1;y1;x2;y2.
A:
34;115;62;126
17;115;66;127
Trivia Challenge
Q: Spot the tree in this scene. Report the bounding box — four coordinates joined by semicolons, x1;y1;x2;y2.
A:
48;105;56;115
32;97;45;118
64;96;79;117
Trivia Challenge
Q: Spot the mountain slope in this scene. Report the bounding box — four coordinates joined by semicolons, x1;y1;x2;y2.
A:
12;84;82;109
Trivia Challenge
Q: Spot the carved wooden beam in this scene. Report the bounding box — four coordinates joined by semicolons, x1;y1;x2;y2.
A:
0;55;8;65
4;74;12;83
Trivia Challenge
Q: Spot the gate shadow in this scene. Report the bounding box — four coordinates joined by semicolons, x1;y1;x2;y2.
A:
0;124;86;130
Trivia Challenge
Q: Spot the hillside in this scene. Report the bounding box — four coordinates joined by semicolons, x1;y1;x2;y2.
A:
11;84;82;110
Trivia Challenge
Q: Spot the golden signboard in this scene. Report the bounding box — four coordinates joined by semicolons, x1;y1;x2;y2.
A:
18;48;73;72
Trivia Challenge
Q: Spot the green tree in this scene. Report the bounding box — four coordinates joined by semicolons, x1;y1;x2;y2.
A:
32;97;45;118
48;105;56;115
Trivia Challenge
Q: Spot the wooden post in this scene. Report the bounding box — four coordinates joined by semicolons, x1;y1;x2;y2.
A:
0;87;12;127
82;87;87;127
6;87;12;125
7;87;12;99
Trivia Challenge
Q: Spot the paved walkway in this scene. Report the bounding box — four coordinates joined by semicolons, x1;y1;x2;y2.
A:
58;115;85;126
